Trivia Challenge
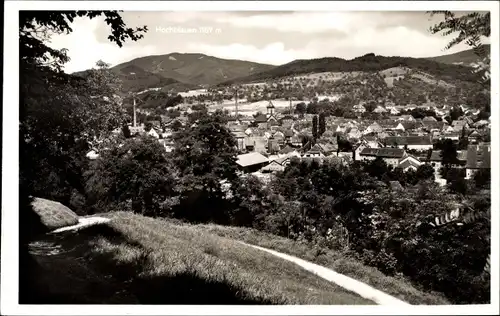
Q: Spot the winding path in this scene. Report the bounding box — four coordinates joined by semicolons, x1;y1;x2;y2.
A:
238;241;410;306
51;216;111;233
50;216;410;305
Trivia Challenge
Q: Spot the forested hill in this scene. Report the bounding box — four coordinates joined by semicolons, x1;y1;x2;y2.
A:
426;44;491;66
219;53;481;86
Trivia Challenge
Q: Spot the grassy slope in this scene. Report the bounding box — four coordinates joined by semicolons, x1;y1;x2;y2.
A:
31;197;79;230
25;211;374;305
187;222;451;305
97;212;448;305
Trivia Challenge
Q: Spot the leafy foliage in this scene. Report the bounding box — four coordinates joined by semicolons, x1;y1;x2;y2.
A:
171;112;238;223
20;11;148;218
85;137;176;215
428;11;490;89
20;11;147;72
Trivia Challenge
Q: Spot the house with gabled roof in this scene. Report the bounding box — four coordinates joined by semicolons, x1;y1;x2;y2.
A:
363;122;383;135
427;150;443;178
318;142;338;156
400;121;423;132
362;135;383;148
422;121;447;133
279;145;300;157
261;160;285;173
422;116;437;122
272;131;285;144
304;143;326;158
147;128;160;139
388;107;400;115
473;120;489;129
354;137;382;161
267;138;280;154
468;130;481;144
347;127;362;140
290;135;302;147
236;152;269;173
254;113;269;129
398;155;422;172
373;105;387;113
398;114;416;122
465;143;491;179
440;132;460;141
233;131;249;152
452;120;469;132
353;104;366;113
245;135;267;153
383;136;433;151
359;147;407;167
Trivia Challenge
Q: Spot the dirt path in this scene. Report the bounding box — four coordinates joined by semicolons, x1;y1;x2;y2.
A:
238;241;410;306
46;216;409;305
51;216;110;233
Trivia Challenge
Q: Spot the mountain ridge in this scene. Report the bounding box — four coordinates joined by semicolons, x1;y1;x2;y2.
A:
218;52;481;86
112;52;275;87
73;46;485;92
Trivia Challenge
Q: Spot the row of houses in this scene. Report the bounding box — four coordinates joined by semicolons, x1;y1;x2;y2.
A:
235;142;491;187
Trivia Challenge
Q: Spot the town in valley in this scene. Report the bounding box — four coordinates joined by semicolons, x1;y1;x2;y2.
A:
12;8;493;309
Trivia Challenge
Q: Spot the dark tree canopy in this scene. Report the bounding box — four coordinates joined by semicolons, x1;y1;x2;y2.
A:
20;11;147;72
312;115;318;140
428;11;490;51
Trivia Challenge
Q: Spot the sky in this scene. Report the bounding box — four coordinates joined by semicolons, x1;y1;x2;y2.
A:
46;11;489;73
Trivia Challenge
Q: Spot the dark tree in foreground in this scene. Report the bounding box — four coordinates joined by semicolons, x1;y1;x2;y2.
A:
172;112;238;223
426;12;491;300
428;11;490;89
85;137;176;215
20;11;147;200
20;11;147;72
19;10;148;303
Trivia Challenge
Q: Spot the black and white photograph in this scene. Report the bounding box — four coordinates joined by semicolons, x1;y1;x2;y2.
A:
2;1;498;315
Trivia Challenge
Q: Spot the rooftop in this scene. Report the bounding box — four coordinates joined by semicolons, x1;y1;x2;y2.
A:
466;144;491;169
236;152;269;168
360;147;406;158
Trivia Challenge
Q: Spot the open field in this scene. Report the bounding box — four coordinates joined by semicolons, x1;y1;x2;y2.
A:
178;89;209;97
208;99;304;116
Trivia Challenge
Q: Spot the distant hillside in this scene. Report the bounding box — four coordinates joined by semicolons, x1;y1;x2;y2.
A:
219;53;481;86
112;53;275;86
114;65;198;93
73;65;199;94
426;45;490;66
